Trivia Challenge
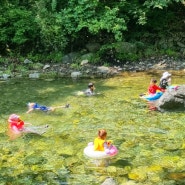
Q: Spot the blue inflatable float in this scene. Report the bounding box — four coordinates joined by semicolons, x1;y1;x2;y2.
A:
140;92;163;101
140;85;179;101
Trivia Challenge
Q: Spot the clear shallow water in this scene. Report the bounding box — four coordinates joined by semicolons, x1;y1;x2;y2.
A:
0;71;185;185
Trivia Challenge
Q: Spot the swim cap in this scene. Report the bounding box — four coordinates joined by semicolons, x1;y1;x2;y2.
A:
8;114;20;121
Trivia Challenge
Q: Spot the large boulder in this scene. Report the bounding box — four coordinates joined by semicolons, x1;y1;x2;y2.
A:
155;85;185;111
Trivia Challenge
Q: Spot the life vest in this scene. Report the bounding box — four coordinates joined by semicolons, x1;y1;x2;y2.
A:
8;119;24;130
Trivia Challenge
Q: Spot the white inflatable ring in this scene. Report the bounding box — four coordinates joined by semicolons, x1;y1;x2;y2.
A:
84;143;118;159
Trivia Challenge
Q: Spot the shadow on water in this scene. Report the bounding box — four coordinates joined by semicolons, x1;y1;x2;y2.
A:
111;159;131;167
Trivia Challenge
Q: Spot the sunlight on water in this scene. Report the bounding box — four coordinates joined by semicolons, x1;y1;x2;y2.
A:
0;71;185;184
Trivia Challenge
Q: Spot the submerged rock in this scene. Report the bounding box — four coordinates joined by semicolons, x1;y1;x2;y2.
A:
101;177;117;185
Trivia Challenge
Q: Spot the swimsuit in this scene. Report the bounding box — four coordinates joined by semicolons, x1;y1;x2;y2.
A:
84;88;94;96
33;103;51;112
94;137;105;151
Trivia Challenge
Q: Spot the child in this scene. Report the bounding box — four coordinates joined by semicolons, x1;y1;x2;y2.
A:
94;129;107;151
148;78;164;95
94;129;112;151
26;102;70;113
7;114;49;139
159;71;172;90
84;82;95;96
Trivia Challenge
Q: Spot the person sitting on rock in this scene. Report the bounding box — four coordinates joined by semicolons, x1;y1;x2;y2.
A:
159;71;172;90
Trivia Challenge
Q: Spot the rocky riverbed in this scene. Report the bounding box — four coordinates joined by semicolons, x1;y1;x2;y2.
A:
0;55;185;80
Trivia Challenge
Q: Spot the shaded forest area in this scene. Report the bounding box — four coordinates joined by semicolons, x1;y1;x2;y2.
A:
0;0;185;65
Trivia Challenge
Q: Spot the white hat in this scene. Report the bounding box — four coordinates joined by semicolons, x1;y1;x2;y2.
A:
8;114;20;122
161;71;171;79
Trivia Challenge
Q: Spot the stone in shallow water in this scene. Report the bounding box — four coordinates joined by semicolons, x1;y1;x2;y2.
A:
29;72;40;79
71;71;82;79
101;177;117;185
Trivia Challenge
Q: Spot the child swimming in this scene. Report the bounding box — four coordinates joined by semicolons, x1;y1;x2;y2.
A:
84;82;96;96
7;114;49;139
26;102;70;113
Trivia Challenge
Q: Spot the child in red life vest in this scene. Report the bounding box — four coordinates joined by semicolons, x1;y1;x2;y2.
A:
7;114;49;139
148;78;164;95
8;114;30;134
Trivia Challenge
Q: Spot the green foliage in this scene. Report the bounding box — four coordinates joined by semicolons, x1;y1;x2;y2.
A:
97;42;143;63
70;63;82;70
0;0;184;63
160;49;179;57
60;0;127;42
144;47;159;58
34;1;68;53
103;62;110;67
51;0;57;12
144;0;184;9
0;6;38;54
44;52;63;63
89;54;101;64
117;52;140;62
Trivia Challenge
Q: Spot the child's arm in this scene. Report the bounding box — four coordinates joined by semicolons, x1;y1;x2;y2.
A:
157;86;165;92
104;140;113;149
26;108;34;113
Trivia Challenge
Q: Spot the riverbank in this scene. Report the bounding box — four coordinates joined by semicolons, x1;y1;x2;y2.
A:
0;55;185;80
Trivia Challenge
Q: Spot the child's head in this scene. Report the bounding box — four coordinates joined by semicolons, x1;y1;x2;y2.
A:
88;82;94;88
88;82;95;92
8;114;20;122
150;78;157;84
27;102;35;109
98;129;107;140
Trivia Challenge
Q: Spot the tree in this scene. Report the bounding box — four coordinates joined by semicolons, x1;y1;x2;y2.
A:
0;0;184;58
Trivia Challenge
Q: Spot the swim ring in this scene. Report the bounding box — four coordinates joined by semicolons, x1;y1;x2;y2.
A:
84;142;118;159
141;92;163;101
168;85;179;90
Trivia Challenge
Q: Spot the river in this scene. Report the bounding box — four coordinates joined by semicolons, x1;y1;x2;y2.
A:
0;71;185;184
